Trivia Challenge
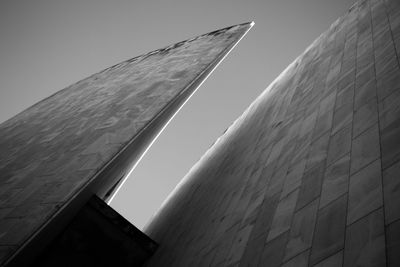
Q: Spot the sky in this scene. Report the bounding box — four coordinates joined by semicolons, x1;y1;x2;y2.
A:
0;0;355;230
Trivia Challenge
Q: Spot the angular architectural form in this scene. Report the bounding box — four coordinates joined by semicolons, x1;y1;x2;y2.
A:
144;0;400;266
0;23;253;266
34;195;159;267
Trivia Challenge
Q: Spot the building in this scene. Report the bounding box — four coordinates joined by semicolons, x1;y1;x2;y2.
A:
1;0;400;266
0;22;253;266
144;0;400;266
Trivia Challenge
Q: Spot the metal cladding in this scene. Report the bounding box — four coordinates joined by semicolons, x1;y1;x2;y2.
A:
144;0;400;266
0;22;253;265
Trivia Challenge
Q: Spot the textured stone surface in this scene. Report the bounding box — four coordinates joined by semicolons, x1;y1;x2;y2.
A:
310;195;347;266
343;208;386;267
347;159;383;225
306;133;330;172
282;250;309;267
259;232;289;267
386;220;400;267
355;80;376;110
3;0;399;265
327;125;352;166
320;154;350;208
352;97;378;137
331;103;353;135
144;1;400;266
267;190;299;241
296;162;325;210
281;162;305;199
313;251;343;267
383;160;400;224
350;123;380;174
0;23;253;265
284;199;318;262
380;117;400;169
378;90;400;130
0;247;15;266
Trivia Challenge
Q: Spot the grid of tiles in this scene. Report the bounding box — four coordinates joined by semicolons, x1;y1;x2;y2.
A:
0;23;252;265
145;0;400;266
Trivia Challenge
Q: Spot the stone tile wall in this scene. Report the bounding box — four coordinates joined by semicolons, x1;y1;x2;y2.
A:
0;23;252;265
145;1;400;266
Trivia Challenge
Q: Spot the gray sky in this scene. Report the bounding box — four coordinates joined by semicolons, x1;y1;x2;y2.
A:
0;0;355;229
